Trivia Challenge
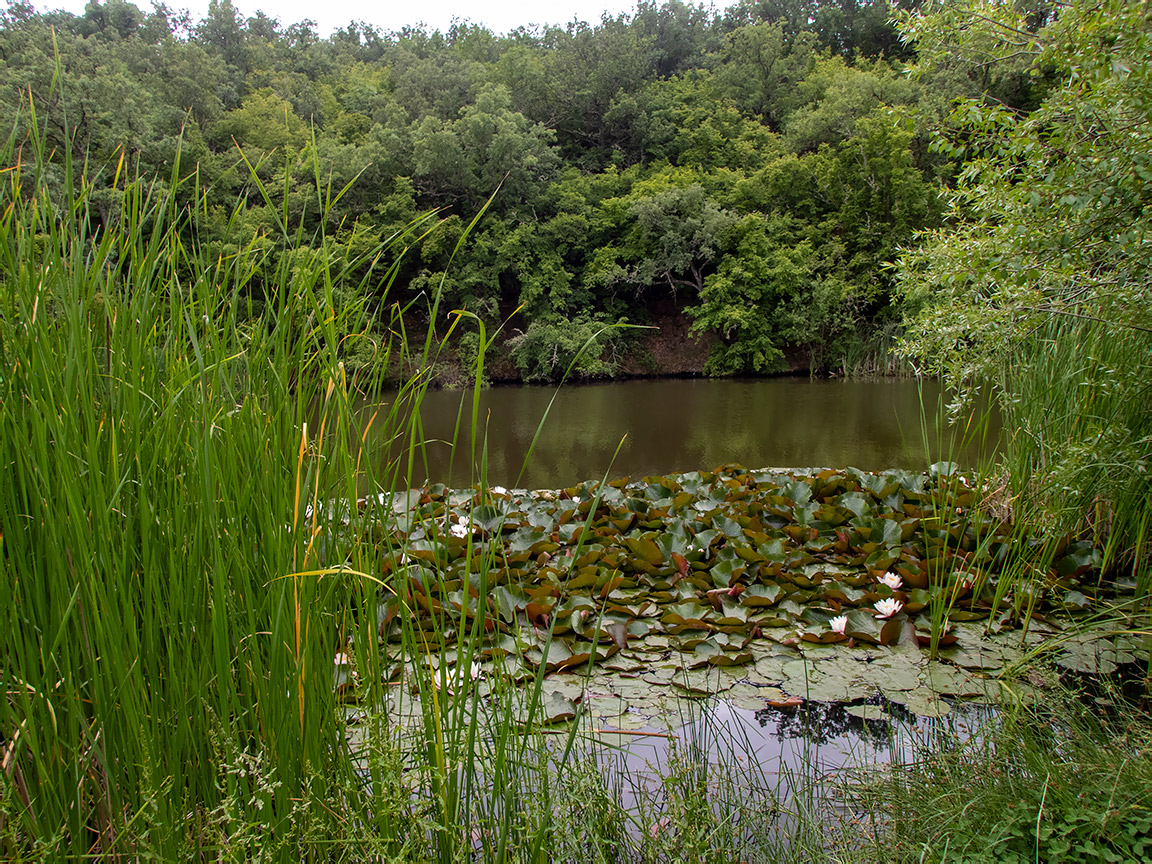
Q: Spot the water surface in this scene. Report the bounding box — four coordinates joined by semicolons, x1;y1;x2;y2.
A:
374;377;997;489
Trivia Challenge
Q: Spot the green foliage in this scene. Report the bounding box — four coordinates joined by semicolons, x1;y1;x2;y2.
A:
859;688;1152;863
507;314;625;382
688;213;808;374
0;0;962;378
896;0;1152;554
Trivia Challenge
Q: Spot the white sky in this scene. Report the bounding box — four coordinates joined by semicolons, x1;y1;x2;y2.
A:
45;0;657;36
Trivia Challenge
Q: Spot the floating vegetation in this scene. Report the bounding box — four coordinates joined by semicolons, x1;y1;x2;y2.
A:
345;463;1146;722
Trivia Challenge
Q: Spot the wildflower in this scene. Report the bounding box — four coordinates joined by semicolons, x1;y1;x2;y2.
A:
878;571;903;591
874;598;903;619
829;615;848;634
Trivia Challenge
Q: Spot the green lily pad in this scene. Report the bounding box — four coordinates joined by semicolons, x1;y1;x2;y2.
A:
846;704;889;721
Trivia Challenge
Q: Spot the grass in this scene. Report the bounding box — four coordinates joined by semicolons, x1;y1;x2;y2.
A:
850;679;1152;863
0;95;442;858
4;85;1151;861
0;94;836;862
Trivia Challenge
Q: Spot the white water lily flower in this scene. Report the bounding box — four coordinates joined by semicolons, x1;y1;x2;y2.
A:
492;485;507;496
829;615;848;634
874;598;903;619
467;662;483;680
878;571;903;591
449;518;470;539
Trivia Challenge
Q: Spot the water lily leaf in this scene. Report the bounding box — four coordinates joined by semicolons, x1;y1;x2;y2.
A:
711;650;753;666
899;688;952;717
624;536;664;568
661;602;711;628
540;690;580;724
688;638;723;668
1061;589;1091;611
946;609;987;622
781;480;813;506
494;585;530;623
928;462;960;481
846;704;889;721
1056;644;1117;675
924;662;985;698
710;515;743;540
334;656;355;696
709;559;744;588
880;615;918;649
843;609;883;643
940;644;1005;671
902;588;932;614
814;504;854;527
603;655;646;672
741;584;783;606
1054;543;1099;579
470;504;504;533
800;626;849;644
823;582;866;605
525;639;573;671
712;597;748;626
752;655;789;685
407;540;448;562
837;492;875;519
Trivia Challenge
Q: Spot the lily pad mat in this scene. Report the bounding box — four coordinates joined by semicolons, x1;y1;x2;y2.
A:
349;464;1145;719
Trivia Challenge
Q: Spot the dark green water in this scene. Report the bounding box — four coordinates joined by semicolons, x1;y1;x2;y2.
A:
379;377;998;489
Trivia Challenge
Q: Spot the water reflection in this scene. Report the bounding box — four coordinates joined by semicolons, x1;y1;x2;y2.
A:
592;696;993;841
369;377;998;489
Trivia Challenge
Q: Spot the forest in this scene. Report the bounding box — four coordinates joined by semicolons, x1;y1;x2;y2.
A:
0;0;1055;382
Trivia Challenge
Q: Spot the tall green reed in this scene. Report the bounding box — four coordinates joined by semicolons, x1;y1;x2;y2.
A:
0;89;439;857
993;316;1152;589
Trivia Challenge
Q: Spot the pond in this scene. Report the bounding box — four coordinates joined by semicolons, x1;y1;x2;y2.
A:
373;376;998;490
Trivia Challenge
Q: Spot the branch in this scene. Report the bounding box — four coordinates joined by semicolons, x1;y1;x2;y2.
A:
1022;306;1152;335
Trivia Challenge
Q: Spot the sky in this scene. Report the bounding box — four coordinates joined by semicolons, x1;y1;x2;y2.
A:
45;0;657;36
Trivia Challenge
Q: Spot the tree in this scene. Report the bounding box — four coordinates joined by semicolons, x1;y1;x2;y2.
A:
896;0;1152;545
411;84;560;215
715;19;817;127
687;213;815;374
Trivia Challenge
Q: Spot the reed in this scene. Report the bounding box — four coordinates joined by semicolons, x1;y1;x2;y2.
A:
0;88;441;857
1;94;826;861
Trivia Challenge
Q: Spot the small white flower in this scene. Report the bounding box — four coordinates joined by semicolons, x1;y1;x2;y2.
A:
874;598;904;619
449;520;470;539
878;571;903;591
492;485;507;495
829;615;848;634
572;496;581;505
466;662;483;680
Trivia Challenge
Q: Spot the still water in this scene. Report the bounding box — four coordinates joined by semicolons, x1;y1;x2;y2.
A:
379;377;997;489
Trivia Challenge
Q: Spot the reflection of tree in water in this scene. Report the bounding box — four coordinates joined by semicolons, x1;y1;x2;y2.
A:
754;697;928;748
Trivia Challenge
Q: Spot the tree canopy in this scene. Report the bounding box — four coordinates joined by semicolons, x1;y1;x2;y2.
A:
0;0;984;380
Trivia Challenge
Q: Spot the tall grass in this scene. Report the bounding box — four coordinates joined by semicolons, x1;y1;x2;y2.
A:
853;683;1152;863
993;316;1152;587
0;89;444;856
1;95;836;861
